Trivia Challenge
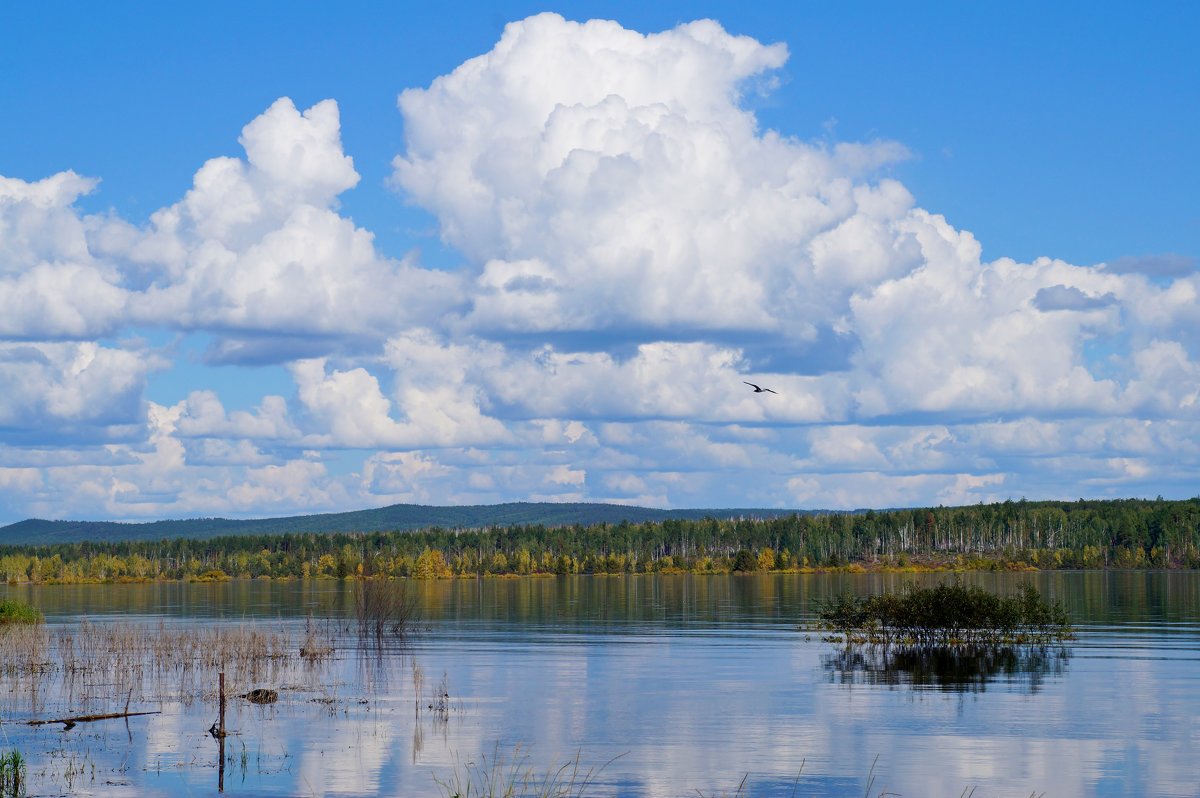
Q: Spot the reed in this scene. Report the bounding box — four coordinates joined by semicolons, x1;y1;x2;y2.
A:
300;616;336;661
435;745;620;798
52;620;295;674
0;617;339;707
0;622;48;676
0;749;24;797
437;749;950;798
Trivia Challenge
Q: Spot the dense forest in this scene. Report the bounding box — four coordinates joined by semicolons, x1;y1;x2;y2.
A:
0;498;1197;584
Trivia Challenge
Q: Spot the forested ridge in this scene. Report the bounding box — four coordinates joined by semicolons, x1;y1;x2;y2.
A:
0;502;800;545
1;497;1197;583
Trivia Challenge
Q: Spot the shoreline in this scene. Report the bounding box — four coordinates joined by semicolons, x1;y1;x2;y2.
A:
1;559;1193;587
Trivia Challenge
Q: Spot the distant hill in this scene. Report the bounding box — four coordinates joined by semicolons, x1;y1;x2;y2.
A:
0;502;810;546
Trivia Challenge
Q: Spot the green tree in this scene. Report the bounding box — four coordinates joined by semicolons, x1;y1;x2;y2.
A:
732;549;756;572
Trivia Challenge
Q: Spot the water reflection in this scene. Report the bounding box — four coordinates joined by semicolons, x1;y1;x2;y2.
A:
1;573;1198;797
7;570;1200;632
823;643;1071;693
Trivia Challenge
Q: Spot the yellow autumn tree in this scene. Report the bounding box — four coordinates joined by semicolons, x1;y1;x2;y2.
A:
757;548;776;571
414;547;451;579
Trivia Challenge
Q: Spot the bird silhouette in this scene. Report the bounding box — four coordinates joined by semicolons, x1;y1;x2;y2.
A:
743;381;778;394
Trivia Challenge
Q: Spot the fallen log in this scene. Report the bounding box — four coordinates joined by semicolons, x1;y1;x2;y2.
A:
28;710;161;730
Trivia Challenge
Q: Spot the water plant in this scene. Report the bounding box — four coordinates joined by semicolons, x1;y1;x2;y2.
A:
0;749;25;796
0;600;41;625
817;580;1073;646
300;615;336;661
354;578;418;642
435;745;622;798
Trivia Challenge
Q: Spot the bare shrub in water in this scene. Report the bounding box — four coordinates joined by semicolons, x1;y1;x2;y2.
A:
355;579;418;642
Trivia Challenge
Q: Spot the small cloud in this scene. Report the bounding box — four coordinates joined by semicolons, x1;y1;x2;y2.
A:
546;465;585;486
202;335;338;367
1103;253;1196;278
503;274;556;293
1033;285;1115;312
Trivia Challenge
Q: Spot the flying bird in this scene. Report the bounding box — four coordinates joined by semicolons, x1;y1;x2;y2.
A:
743;381;778;394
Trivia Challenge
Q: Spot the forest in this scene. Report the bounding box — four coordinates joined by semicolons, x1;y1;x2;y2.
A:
0;497;1197;584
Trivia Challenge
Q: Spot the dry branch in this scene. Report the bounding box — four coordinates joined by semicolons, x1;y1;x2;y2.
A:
28;709;160;730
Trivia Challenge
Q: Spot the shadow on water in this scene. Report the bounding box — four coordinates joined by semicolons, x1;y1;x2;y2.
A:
822;642;1071;693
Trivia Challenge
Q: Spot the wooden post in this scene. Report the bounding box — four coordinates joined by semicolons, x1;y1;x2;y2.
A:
218;671;226;792
218;672;226;737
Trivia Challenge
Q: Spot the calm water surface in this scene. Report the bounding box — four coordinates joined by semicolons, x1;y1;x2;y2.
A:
2;572;1197;797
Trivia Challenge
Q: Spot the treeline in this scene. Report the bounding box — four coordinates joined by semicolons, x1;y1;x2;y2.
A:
1;498;1198;583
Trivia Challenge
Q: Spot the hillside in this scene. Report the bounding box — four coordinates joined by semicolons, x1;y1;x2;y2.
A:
0;502;806;546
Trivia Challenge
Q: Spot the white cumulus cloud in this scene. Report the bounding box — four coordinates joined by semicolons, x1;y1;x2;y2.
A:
0;13;1197;522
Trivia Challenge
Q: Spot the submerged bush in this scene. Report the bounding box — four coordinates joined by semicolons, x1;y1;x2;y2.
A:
817;581;1072;645
355;578;418;642
0;599;41;625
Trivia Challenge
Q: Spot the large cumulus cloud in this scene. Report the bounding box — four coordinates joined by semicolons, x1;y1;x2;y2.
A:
0;173;127;339
95;97;464;356
393;15;916;344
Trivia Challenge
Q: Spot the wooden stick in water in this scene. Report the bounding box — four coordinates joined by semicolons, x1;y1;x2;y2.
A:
28;710;160;730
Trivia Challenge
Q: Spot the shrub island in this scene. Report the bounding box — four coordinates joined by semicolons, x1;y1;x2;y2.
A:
816;581;1073;646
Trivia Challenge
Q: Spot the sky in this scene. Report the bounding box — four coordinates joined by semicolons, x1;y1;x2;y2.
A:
0;2;1197;523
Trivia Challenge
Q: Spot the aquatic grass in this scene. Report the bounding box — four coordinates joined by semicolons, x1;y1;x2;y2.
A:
817;580;1073;646
300;616;336;661
427;671;452;722
52;620;298;679
0;600;41;625
439;750;996;798
0;623;49;676
0;749;24;796
435;745;623;798
1;618;341;717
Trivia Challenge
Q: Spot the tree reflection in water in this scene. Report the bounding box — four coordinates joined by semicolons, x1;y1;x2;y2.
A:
823;643;1070;693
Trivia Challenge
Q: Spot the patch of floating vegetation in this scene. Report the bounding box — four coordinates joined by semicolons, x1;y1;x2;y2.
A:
815;580;1073;646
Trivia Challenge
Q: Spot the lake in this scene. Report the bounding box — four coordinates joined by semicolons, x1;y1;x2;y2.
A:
1;571;1197;797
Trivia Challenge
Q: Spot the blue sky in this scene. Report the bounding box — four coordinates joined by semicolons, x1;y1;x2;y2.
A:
0;2;1197;522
